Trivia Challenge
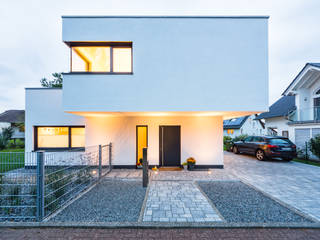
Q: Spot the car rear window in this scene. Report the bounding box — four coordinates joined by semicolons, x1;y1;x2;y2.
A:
268;138;293;145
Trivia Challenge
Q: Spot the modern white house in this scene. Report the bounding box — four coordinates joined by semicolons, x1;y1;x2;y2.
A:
223;114;266;138
25;16;269;168
255;96;295;138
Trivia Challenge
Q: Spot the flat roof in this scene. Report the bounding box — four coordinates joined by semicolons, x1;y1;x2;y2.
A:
25;88;62;90
62;15;269;19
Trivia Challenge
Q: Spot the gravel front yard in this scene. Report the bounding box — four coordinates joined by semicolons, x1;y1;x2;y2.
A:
51;179;146;222
198;181;313;223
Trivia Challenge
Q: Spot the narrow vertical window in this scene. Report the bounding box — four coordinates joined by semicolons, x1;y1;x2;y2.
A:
136;126;148;168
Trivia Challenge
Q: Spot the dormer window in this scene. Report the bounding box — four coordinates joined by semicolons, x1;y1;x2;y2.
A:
70;42;132;73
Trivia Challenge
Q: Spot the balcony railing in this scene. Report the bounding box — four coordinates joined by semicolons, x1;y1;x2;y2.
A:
288;107;320;122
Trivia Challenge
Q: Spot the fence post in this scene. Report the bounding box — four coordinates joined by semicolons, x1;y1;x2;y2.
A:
36;151;44;221
109;143;112;171
142;148;148;188
98;145;102;179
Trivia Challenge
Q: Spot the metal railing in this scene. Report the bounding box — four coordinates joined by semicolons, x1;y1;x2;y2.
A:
0;143;112;222
288;107;320;122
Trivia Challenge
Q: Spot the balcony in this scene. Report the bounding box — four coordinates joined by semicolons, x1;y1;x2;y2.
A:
288;107;320;123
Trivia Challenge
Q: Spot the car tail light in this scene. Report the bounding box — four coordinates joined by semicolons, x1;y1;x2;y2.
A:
292;145;296;148
267;144;278;149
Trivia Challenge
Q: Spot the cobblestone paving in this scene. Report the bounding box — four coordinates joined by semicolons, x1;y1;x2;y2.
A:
224;151;320;221
1;228;320;240
143;181;222;222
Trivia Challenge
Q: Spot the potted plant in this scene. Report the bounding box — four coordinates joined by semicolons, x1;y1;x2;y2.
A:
186;157;196;170
182;162;188;171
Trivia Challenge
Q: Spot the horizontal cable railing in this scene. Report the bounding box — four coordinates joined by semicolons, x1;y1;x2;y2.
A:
0;143;112;222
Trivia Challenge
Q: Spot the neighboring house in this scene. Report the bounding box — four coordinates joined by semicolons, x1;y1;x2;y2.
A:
25;15;269;168
0;110;25;140
255;96;295;139
282;63;320;150
223;115;266;138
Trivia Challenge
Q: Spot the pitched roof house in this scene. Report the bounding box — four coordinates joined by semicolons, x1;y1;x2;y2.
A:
255;96;295;137
25;16;269;168
223;115;266;138
257;63;320;152
0;110;25;139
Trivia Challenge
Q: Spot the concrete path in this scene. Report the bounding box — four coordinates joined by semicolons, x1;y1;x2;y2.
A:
224;151;320;221
142;181;222;222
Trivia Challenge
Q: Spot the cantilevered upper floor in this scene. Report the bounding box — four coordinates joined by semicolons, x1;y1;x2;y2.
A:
62;16;269;115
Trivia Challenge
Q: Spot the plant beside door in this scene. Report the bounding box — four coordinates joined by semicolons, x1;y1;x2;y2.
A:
186;157;196;170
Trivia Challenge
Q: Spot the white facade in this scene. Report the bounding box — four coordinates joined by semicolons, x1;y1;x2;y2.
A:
25;16;269;167
62;16;269;113
264;116;292;138
224;115;266;138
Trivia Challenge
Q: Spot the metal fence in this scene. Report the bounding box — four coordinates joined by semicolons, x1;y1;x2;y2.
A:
0;143;112;222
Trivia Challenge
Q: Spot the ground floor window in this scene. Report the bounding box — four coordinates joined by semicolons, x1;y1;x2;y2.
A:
282;130;289;138
227;129;234;135
136;126;148;168
35;126;85;150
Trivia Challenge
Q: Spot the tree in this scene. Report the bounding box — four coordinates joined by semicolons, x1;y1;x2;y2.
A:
0;127;13;150
40;72;63;88
309;135;320;159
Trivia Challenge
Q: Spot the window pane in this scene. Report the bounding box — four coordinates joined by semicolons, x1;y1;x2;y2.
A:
71;47;111;72
37;127;69;148
137;126;147;166
71;127;85;148
113;48;132;72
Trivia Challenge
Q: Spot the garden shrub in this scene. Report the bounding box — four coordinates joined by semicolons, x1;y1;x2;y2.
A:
309;135;320;159
223;136;233;151
232;134;249;142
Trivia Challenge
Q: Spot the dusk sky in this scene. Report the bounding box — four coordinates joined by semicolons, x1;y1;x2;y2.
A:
0;0;320;113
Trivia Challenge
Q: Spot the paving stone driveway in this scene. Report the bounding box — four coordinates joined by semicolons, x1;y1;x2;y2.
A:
224;151;320;221
142;181;222;222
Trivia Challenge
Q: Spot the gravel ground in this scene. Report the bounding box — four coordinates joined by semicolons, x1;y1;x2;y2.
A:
51;179;146;222
198;181;313;223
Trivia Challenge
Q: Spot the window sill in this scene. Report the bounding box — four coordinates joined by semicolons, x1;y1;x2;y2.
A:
35;148;85;152
63;72;133;75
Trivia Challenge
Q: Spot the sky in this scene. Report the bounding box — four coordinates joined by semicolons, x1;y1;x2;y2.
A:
0;0;320;113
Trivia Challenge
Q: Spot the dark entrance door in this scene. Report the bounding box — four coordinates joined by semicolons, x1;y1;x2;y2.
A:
159;126;181;166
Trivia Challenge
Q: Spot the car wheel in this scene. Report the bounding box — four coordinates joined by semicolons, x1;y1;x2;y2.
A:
233;146;239;154
282;157;292;162
256;149;265;161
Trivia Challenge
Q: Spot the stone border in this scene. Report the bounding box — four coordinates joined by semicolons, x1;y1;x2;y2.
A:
1;221;320;229
138;183;151;222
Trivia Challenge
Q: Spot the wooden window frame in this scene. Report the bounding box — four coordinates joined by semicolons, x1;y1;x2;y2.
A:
69;42;133;74
34;126;85;151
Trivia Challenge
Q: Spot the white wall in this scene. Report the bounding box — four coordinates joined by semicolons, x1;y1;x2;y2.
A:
62;16;269;112
25;89;85;152
85;116;223;166
264;116;293;139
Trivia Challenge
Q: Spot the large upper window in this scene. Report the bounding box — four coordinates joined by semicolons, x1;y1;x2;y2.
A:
70;43;132;73
35;126;85;150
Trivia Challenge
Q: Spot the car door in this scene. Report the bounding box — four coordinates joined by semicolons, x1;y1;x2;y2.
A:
240;136;253;153
251;136;263;153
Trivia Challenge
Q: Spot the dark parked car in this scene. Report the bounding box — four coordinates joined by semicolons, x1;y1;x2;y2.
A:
232;136;297;161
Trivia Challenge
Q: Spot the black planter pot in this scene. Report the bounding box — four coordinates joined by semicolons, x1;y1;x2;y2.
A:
187;164;195;171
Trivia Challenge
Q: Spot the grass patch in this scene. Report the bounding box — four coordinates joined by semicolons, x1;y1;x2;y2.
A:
0;150;25;173
0;148;24;152
293;158;320;167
